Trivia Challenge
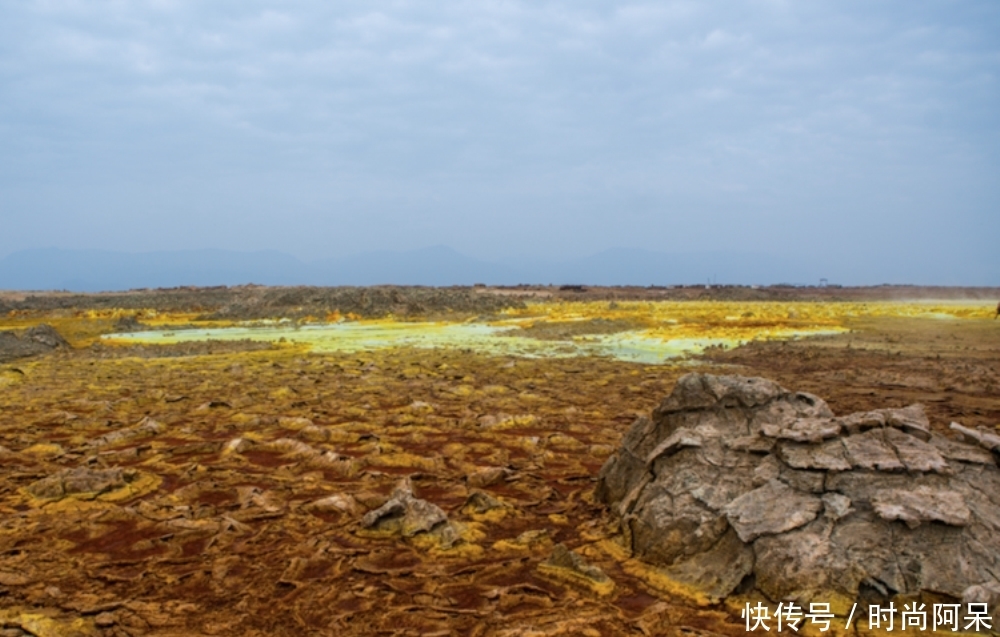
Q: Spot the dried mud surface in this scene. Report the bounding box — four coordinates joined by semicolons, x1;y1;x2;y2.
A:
0;289;998;636
701;316;1000;433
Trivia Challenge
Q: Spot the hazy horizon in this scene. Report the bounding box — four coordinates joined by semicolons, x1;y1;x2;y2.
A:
1;245;998;292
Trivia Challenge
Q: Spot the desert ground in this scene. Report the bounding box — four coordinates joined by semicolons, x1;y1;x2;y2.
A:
0;285;998;636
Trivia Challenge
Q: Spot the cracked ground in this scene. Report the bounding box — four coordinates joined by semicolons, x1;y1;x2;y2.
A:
0;298;998;637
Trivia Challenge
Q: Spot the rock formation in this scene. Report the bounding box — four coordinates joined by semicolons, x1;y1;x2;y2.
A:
358;478;461;548
596;373;1000;612
0;324;68;363
25;466;149;501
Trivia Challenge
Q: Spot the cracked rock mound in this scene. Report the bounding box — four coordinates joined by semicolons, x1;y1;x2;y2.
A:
596;373;1000;609
0;324;68;363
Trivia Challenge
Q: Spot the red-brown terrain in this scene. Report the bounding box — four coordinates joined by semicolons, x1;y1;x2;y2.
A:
0;285;997;636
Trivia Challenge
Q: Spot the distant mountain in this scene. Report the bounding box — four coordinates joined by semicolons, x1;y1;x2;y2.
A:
0;245;925;292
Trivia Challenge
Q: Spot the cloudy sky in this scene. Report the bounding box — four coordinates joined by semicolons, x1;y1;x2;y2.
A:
1;0;998;284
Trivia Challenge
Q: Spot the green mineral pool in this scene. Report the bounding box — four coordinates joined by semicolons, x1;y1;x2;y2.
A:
103;319;843;365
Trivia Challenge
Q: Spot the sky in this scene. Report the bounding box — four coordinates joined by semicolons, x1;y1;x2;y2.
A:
1;0;998;284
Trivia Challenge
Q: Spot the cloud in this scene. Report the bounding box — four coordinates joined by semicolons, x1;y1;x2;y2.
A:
0;0;996;283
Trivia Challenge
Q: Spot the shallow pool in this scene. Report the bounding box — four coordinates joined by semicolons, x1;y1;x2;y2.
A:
103;319;843;364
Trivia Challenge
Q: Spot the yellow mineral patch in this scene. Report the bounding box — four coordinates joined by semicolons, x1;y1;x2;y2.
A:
230;412;259;426
441;442;469;459
269;386;295;399
620;558;713;606
547;433;584;449
412;521;486;557
536;562;616;597
391;412;419;425
467;506;513;523
0;610;97;637
97;470;162;502
352;526;395;540
492;529;554;554
419;536;485;559
594;537;631;561
277;415;314;430
32;616;97;637
0;367;25;386
365;452;444;472
536;544;616;597
326;428;363;444
20;443;64;457
239;429;267;442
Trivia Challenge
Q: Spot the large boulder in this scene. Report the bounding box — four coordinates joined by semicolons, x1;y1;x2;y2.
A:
596;373;1000;610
